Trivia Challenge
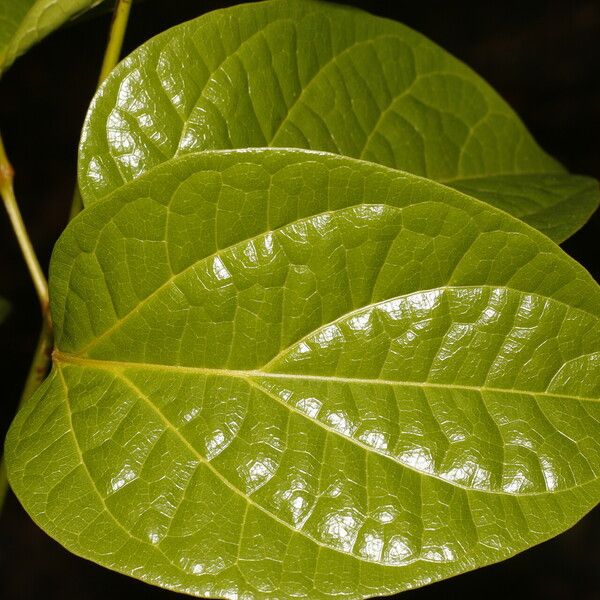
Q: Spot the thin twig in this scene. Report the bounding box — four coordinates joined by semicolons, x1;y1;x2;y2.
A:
0;133;53;514
98;0;133;86
0;133;49;312
20;316;54;405
69;0;133;221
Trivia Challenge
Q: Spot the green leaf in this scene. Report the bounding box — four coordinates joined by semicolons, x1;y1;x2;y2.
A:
7;149;600;598
78;0;599;242
0;0;104;75
449;173;600;243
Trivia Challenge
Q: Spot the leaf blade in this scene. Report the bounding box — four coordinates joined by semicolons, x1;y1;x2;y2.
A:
448;173;600;243
78;0;599;240
7;149;600;598
0;0;103;75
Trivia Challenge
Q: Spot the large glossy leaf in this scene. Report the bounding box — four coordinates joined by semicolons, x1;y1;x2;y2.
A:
7;149;600;599
78;0;599;242
0;0;103;75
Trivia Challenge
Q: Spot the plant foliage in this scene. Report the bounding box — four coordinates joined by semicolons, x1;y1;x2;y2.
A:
4;1;600;598
7;149;600;598
78;0;599;241
0;0;103;75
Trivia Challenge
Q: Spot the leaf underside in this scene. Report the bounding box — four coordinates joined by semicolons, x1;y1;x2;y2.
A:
78;0;599;241
0;0;103;75
7;149;600;599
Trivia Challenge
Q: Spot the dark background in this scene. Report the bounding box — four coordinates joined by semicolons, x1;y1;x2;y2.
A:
0;1;598;598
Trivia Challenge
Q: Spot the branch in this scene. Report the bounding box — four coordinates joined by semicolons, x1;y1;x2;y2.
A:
98;0;133;86
0;133;53;514
69;0;133;220
0;133;49;312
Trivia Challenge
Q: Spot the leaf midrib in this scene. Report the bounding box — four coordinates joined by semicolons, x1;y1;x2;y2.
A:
53;351;600;404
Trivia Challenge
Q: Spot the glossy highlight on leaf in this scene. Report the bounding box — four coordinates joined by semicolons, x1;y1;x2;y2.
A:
78;0;599;241
7;149;600;599
0;0;103;75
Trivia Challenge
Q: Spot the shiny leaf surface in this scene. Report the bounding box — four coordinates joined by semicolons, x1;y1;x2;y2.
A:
7;149;600;599
0;0;103;75
78;0;599;241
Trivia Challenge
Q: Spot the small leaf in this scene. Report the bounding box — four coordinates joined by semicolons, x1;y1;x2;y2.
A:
78;0;599;241
0;0;104;75
7;149;600;598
